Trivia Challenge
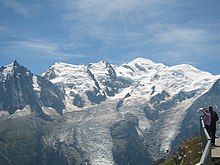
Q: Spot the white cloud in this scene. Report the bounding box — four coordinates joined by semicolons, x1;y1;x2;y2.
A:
9;40;57;51
1;39;87;61
77;0;139;21
60;0;176;29
145;23;210;47
142;23;218;66
157;27;206;45
2;0;31;18
51;0;179;53
77;0;175;17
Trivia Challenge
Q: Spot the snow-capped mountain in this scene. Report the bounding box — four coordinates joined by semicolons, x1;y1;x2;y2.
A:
0;58;220;164
42;57;219;159
44;57;216;108
116;58;215;98
0;60;65;118
43;60;130;110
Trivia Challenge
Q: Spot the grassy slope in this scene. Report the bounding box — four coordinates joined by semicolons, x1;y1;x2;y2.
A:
155;136;202;165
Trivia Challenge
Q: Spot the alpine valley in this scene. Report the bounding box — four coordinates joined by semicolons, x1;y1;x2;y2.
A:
0;58;220;165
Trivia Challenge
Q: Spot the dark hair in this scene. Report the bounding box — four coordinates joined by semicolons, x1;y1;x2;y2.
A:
209;106;213;112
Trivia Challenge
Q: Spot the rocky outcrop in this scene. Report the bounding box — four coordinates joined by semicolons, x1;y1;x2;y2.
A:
0;61;65;118
110;119;152;165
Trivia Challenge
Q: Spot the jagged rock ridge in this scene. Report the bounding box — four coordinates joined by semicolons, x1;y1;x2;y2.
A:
0;60;65;119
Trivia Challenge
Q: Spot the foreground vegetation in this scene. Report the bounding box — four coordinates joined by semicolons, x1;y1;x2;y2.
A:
155;136;202;165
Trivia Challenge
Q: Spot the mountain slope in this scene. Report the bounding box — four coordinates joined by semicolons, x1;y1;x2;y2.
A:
0;58;219;164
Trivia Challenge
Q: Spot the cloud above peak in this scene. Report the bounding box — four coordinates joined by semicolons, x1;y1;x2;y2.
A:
152;25;207;45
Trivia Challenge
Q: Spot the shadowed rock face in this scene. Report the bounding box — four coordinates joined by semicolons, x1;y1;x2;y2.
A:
0;117;47;165
110;120;152;165
0;116;89;165
0;61;65;118
36;76;65;115
0;61;35;114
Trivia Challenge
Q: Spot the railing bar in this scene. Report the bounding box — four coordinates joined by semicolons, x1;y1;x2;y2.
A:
197;116;211;165
199;140;211;164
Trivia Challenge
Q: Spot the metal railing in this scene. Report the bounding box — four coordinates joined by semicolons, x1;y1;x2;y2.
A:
197;116;211;165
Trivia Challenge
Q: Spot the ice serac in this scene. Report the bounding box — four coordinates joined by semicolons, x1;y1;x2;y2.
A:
0;60;64;118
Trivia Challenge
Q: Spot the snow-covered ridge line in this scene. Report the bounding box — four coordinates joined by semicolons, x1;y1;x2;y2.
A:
42;58;218;109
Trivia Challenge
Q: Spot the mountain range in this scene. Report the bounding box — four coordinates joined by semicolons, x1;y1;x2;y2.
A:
0;58;220;165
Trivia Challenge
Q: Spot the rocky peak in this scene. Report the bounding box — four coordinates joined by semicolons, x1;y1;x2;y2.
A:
0;61;65;119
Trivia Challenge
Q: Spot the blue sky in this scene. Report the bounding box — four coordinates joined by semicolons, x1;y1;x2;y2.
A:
0;0;220;75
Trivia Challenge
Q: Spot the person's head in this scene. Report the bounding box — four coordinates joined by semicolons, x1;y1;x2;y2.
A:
204;108;209;113
209;106;213;113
